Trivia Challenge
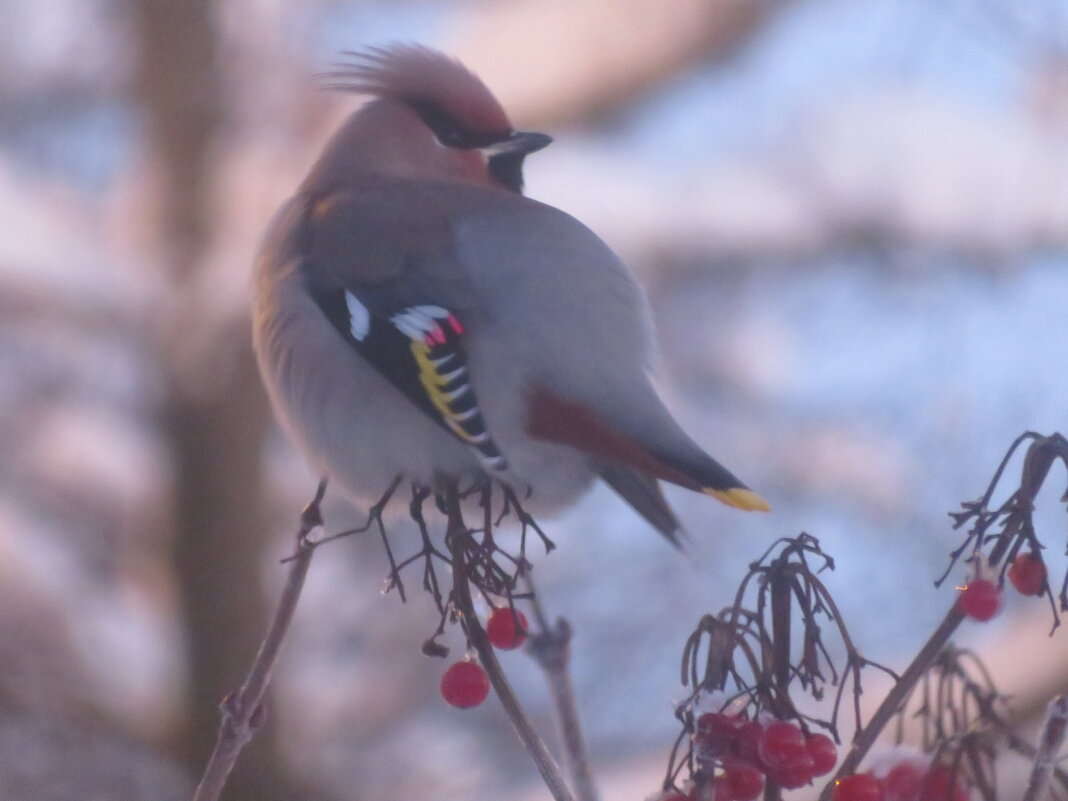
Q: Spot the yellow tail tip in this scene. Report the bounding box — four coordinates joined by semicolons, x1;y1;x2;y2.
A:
704;487;771;512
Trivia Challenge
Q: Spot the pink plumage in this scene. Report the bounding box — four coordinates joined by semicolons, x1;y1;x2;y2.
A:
324;44;512;135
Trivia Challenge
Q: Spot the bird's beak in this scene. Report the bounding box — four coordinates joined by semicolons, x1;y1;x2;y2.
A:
486;130;553;157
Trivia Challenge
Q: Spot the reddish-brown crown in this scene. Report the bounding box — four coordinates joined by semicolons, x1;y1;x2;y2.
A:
324;45;512;135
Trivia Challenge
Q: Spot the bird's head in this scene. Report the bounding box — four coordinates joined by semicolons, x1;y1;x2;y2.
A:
317;45;551;193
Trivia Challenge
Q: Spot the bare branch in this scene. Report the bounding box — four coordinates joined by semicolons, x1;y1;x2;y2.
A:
819;607;966;801
443;483;576;801
191;480;326;801
526;573;600;801
1022;694;1068;801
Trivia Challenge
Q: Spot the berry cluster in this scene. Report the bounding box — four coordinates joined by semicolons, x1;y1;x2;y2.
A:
832;761;970;801
681;713;837;799
439;607;530;709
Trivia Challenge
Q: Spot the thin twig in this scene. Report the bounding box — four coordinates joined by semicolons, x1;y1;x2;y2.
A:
1022;694;1068;801
191;479;327;801
526;573;600;801
444;483;576;801
818;606;965;801
818;451;1041;801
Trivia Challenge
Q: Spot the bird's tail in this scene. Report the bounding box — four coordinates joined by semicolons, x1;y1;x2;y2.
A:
598;462;683;546
527;386;770;515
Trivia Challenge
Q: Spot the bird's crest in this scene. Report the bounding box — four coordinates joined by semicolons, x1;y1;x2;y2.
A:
323;45;512;135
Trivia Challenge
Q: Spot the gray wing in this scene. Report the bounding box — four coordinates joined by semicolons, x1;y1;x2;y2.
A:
294;186;508;472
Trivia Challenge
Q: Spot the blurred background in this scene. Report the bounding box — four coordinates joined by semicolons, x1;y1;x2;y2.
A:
1;0;1066;799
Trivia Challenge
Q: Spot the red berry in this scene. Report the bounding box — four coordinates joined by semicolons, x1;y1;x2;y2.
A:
957;579;1001;621
773;754;815;789
486;607;529;650
806;732;838;776
832;773;884;801
695;713;746;758
440;660;490;708
734;720;765;766
884;761;925;801
919;765;969;801
758;720;807;771
1008;552;1046;596
722;763;764;800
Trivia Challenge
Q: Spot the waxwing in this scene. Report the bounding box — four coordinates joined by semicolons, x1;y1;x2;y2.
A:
252;44;769;544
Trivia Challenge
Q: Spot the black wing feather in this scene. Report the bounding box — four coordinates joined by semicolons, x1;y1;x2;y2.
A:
305;281;507;472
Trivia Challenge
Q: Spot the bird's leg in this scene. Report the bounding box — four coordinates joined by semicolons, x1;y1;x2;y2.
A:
291;474;407;599
480;480;531;595
404;483;452;617
293;473;401;550
368;476;405;599
502;485;556;564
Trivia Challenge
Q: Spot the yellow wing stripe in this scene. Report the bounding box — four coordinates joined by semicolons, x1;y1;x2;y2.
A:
412;341;480;444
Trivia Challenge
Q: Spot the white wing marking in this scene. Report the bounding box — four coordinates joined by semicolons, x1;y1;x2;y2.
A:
344;291;371;341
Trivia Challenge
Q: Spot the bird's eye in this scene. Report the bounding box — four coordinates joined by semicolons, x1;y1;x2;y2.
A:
410;100;505;150
437;128;465;147
412;102;470;148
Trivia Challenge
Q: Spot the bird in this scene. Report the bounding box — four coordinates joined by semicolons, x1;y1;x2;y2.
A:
252;44;769;544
